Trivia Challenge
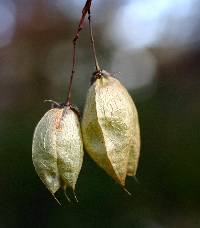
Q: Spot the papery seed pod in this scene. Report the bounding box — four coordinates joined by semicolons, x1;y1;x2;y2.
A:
126;96;141;177
32;107;83;197
81;70;140;186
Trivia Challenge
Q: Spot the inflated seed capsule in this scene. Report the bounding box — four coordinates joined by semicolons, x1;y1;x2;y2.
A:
32;106;83;199
126;95;141;177
81;70;140;186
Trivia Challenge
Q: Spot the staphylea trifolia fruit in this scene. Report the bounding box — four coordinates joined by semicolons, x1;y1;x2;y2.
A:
32;105;83;202
81;70;140;186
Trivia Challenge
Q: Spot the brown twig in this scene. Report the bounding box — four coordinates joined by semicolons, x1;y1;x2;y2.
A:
65;0;93;106
88;8;100;71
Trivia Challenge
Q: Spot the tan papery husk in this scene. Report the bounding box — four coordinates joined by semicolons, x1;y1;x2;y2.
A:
32;107;84;194
82;71;140;186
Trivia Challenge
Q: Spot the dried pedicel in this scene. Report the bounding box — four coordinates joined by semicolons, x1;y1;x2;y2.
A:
32;106;83;201
82;70;140;186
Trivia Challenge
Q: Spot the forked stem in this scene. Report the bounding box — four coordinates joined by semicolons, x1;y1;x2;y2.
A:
65;0;93;106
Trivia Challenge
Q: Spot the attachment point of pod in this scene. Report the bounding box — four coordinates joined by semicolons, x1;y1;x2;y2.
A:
91;69;103;85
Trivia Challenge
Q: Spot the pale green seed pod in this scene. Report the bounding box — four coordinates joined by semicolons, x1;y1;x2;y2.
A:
32;107;83;196
81;70;140;186
126;95;141;177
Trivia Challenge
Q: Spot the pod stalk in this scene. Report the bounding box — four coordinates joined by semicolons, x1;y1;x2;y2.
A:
65;0;93;106
88;10;101;71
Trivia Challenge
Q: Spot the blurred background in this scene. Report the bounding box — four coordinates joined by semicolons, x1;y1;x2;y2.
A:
0;0;200;227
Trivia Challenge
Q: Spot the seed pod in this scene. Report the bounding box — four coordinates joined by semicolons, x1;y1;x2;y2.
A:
81;70;140;186
32;107;83;196
126;96;141;177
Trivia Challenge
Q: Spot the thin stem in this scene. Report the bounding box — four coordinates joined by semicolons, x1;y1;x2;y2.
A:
65;0;93;106
88;9;100;71
65;42;76;106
